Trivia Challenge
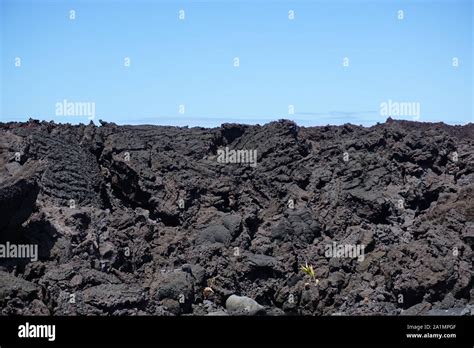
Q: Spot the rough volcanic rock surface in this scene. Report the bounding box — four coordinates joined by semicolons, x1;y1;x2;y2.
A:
0;118;473;316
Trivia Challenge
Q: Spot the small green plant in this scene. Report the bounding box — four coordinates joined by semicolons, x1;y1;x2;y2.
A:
301;262;319;285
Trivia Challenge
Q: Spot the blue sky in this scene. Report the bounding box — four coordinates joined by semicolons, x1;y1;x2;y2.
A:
1;0;472;126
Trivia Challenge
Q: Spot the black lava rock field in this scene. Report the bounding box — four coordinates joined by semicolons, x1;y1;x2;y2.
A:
0;118;473;316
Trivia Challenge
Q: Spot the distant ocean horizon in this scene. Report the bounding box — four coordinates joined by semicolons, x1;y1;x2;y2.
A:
1;114;471;128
